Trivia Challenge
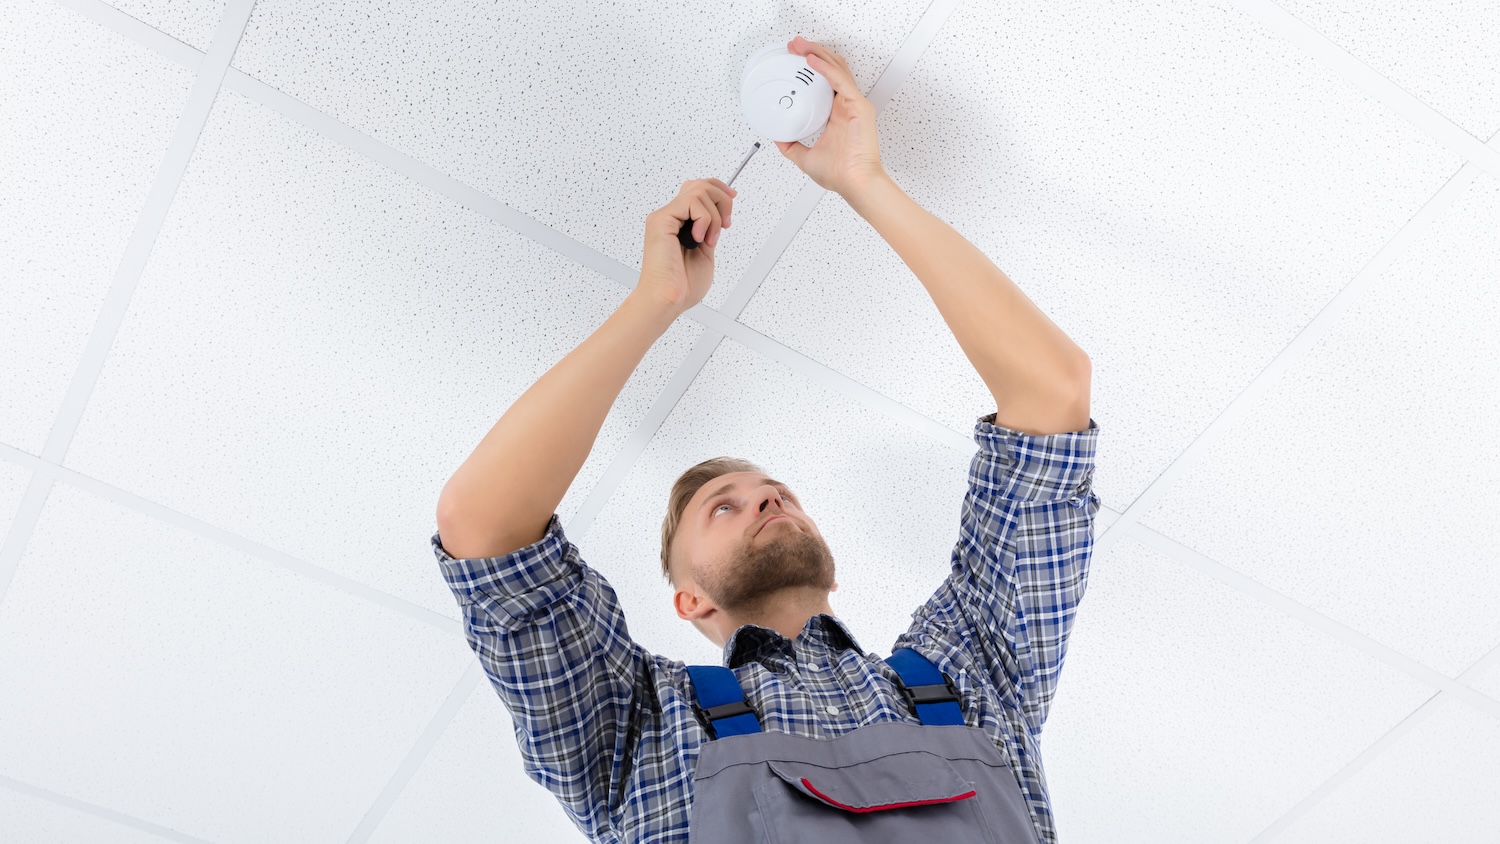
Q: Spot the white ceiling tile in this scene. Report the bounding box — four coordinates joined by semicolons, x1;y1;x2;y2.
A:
578;337;981;668
0;0;195;456
0;479;473;840
57;84;706;624
1471;656;1500;704
227;3;934;300
1271;697;1500;842
1277;0;1500;141
1139;171;1500;677
98;0;224;54
0;461;29;531
370;678;586;843
1040;536;1436;843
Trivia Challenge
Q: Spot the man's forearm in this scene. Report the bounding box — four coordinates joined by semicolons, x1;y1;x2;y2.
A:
437;293;678;556
843;173;1089;402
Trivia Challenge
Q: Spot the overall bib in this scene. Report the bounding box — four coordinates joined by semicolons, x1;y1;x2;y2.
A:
684;648;1042;843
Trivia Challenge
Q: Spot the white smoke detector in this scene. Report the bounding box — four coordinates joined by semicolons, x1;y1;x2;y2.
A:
739;43;835;143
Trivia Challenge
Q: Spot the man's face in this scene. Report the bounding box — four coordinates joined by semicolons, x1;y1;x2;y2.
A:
675;472;837;618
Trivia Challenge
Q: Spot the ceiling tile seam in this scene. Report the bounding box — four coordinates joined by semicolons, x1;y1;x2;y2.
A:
1127;521;1500;717
0;0;259;639
0;444;461;635
1231;0;1500;180
1133;514;1500;840
0;667;490;840
1091;143;1492;580
1245;688;1451;843
343;662;484;843
0;771;216;843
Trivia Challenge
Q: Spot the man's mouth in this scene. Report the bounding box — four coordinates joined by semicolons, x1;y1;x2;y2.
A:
757;515;788;535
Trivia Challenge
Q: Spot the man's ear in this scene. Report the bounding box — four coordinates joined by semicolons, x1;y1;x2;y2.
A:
674;587;713;621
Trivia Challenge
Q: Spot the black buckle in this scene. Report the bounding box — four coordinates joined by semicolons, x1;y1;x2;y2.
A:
700;700;753;739
703;700;753;721
899;675;959;713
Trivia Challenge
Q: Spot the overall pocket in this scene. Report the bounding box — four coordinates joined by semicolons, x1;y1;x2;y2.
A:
752;750;1000;844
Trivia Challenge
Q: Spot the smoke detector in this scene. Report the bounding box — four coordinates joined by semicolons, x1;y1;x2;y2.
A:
740;43;835;143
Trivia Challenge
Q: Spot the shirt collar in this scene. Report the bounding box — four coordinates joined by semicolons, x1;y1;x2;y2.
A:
722;612;863;669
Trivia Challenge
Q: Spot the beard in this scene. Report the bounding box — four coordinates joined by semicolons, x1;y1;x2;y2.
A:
697;517;836;617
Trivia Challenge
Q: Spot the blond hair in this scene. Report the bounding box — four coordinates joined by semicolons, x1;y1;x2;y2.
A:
660;456;764;587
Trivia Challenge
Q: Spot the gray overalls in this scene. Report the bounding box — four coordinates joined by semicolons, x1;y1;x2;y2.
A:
684;648;1042;842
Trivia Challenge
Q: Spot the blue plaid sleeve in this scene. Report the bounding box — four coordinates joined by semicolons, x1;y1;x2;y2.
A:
906;412;1100;739
432;514;665;841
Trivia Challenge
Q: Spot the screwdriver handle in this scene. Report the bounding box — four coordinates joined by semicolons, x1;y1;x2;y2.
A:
678;216;702;250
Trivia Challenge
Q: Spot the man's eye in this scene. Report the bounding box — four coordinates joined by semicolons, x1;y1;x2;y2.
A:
713;492;793;516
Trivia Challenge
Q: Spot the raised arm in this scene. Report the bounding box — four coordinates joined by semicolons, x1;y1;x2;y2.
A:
437;177;734;554
436;291;676;557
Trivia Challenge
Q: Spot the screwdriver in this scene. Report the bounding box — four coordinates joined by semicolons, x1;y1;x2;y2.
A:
679;141;761;250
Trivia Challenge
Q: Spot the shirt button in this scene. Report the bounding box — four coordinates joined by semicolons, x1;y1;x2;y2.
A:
825;705;839;716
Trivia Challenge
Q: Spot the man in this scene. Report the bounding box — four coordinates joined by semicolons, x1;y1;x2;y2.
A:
435;35;1098;843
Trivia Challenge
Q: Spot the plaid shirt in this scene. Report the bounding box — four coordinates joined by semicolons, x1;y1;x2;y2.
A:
433;411;1100;843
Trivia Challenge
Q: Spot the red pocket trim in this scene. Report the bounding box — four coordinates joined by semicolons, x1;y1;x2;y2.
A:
799;777;976;813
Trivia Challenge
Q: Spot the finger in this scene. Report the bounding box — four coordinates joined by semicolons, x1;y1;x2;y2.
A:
705;177;737;197
686;179;735;200
705;180;734;227
686;197;706;243
703;193;722;242
691;196;721;244
703;181;735;212
791;37;855;91
698;181;731;230
803;52;856;99
688;181;734;207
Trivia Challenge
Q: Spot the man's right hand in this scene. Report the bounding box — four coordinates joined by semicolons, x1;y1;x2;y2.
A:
637;178;736;316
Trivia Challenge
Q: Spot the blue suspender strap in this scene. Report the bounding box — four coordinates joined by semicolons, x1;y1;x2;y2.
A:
886;648;965;726
685;665;762;738
686;650;959;737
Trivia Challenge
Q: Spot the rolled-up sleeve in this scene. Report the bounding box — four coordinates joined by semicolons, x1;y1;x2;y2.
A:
908;412;1101;739
432;513;662;840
